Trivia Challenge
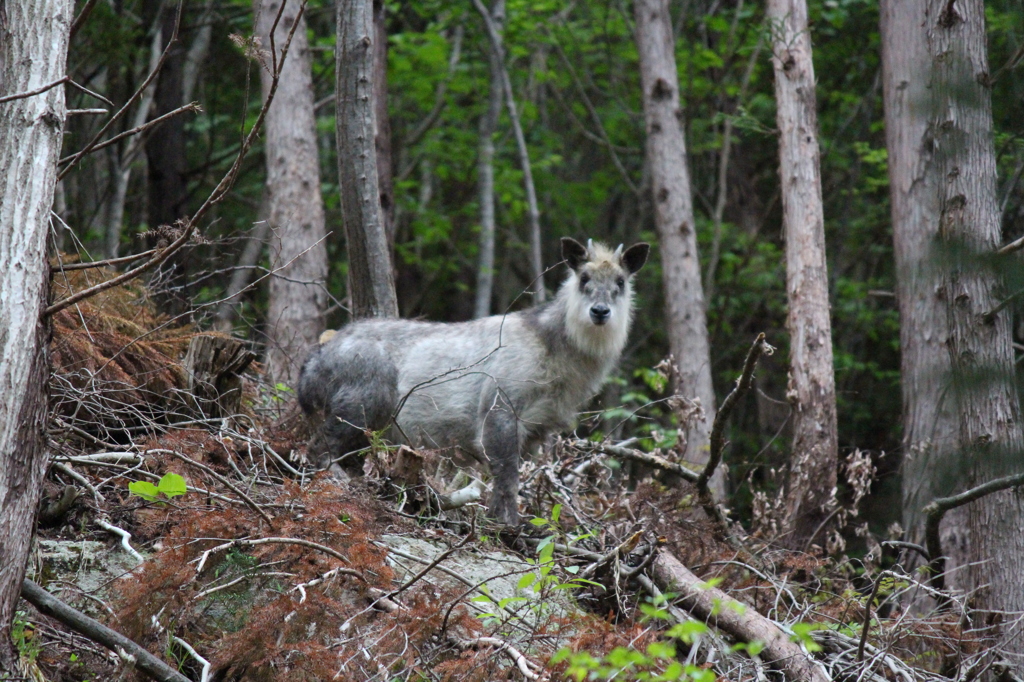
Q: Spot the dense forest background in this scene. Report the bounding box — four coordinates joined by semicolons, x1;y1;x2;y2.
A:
5;0;1024;678
61;0;1024;535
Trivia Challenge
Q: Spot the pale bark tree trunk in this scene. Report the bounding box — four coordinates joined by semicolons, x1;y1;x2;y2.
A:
0;0;72;670
336;0;398;319
928;0;1024;650
879;0;963;575
474;0;505;319
634;0;721;496
472;0;544;303
372;0;395;249
105;23;162;259
256;0;329;387
767;0;839;549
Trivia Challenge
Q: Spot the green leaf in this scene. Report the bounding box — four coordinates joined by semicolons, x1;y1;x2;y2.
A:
157;473;187;498
517;573;537;590
550;504;562;523
529;518;548;526
128;481;159;501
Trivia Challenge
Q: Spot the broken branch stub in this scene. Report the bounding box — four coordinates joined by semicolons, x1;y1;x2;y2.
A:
184;334;256;422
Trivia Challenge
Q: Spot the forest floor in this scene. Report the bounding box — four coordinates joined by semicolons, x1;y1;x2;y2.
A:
16;268;1001;682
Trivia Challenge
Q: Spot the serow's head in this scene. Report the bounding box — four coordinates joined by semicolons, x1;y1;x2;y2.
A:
560;237;649;354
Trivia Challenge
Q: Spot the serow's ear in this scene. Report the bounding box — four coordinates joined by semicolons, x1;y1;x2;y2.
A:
561;237;589;271
621;242;650;275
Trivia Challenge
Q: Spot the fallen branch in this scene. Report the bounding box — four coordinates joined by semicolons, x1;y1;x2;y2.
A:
437;480;485;510
172;636;211;682
21;579;191;682
923;470;1024;592
572;439;698;483
95;518;145;564
193;536;357;577
650;550;830;682
450;636;542;680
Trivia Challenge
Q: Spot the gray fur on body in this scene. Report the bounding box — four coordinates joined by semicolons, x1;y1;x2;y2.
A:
298;238;649;525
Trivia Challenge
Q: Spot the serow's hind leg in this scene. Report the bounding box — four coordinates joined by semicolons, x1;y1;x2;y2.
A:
482;399;522;526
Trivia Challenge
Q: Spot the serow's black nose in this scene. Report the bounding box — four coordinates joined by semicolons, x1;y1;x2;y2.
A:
590;304;611;325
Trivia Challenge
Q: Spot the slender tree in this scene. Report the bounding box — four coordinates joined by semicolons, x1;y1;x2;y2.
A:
336;0;398;319
474;0;505;319
0;0;73;670
767;0;839;549
473;0;545;303
372;0;395;248
634;0;720;495
256;0;329;387
144;0;190;313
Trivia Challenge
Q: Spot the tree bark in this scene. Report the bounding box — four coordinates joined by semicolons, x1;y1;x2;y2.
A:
372;0;395;249
144;0;190;314
472;0;545;304
927;0;1024;651
634;0;720;496
0;0;72;670
256;0;330;387
336;0;398;319
473;0;505;319
879;0;962;569
767;0;839;549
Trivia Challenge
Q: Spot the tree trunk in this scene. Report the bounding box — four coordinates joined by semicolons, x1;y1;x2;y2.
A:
372;0;395;249
472;0;545;304
336;0;398;319
927;0;1024;651
144;0;190;314
767;0;839;549
256;0;330;387
634;0;720;496
474;0;505;319
0;0;72;670
879;0;961;568
105;23;162;259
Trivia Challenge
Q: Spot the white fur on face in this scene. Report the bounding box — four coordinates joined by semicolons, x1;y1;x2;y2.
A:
559;244;635;359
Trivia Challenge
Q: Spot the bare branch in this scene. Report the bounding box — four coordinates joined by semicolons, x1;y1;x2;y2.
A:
697;333;772;500
21;579;192;682
57;102;201;165
0;76;68;104
923;469;1024;592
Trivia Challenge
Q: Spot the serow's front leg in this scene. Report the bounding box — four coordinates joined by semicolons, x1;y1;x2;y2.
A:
482;401;522;526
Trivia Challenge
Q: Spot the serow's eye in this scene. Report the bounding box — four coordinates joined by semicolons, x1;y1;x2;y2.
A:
580;273;590;286
616;277;625;288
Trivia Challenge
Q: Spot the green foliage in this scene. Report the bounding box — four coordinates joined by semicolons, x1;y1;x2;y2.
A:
11;610;41;664
129;473;188;502
551;641;717;682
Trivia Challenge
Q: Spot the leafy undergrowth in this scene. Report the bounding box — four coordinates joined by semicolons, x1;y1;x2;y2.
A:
23;276;1000;681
